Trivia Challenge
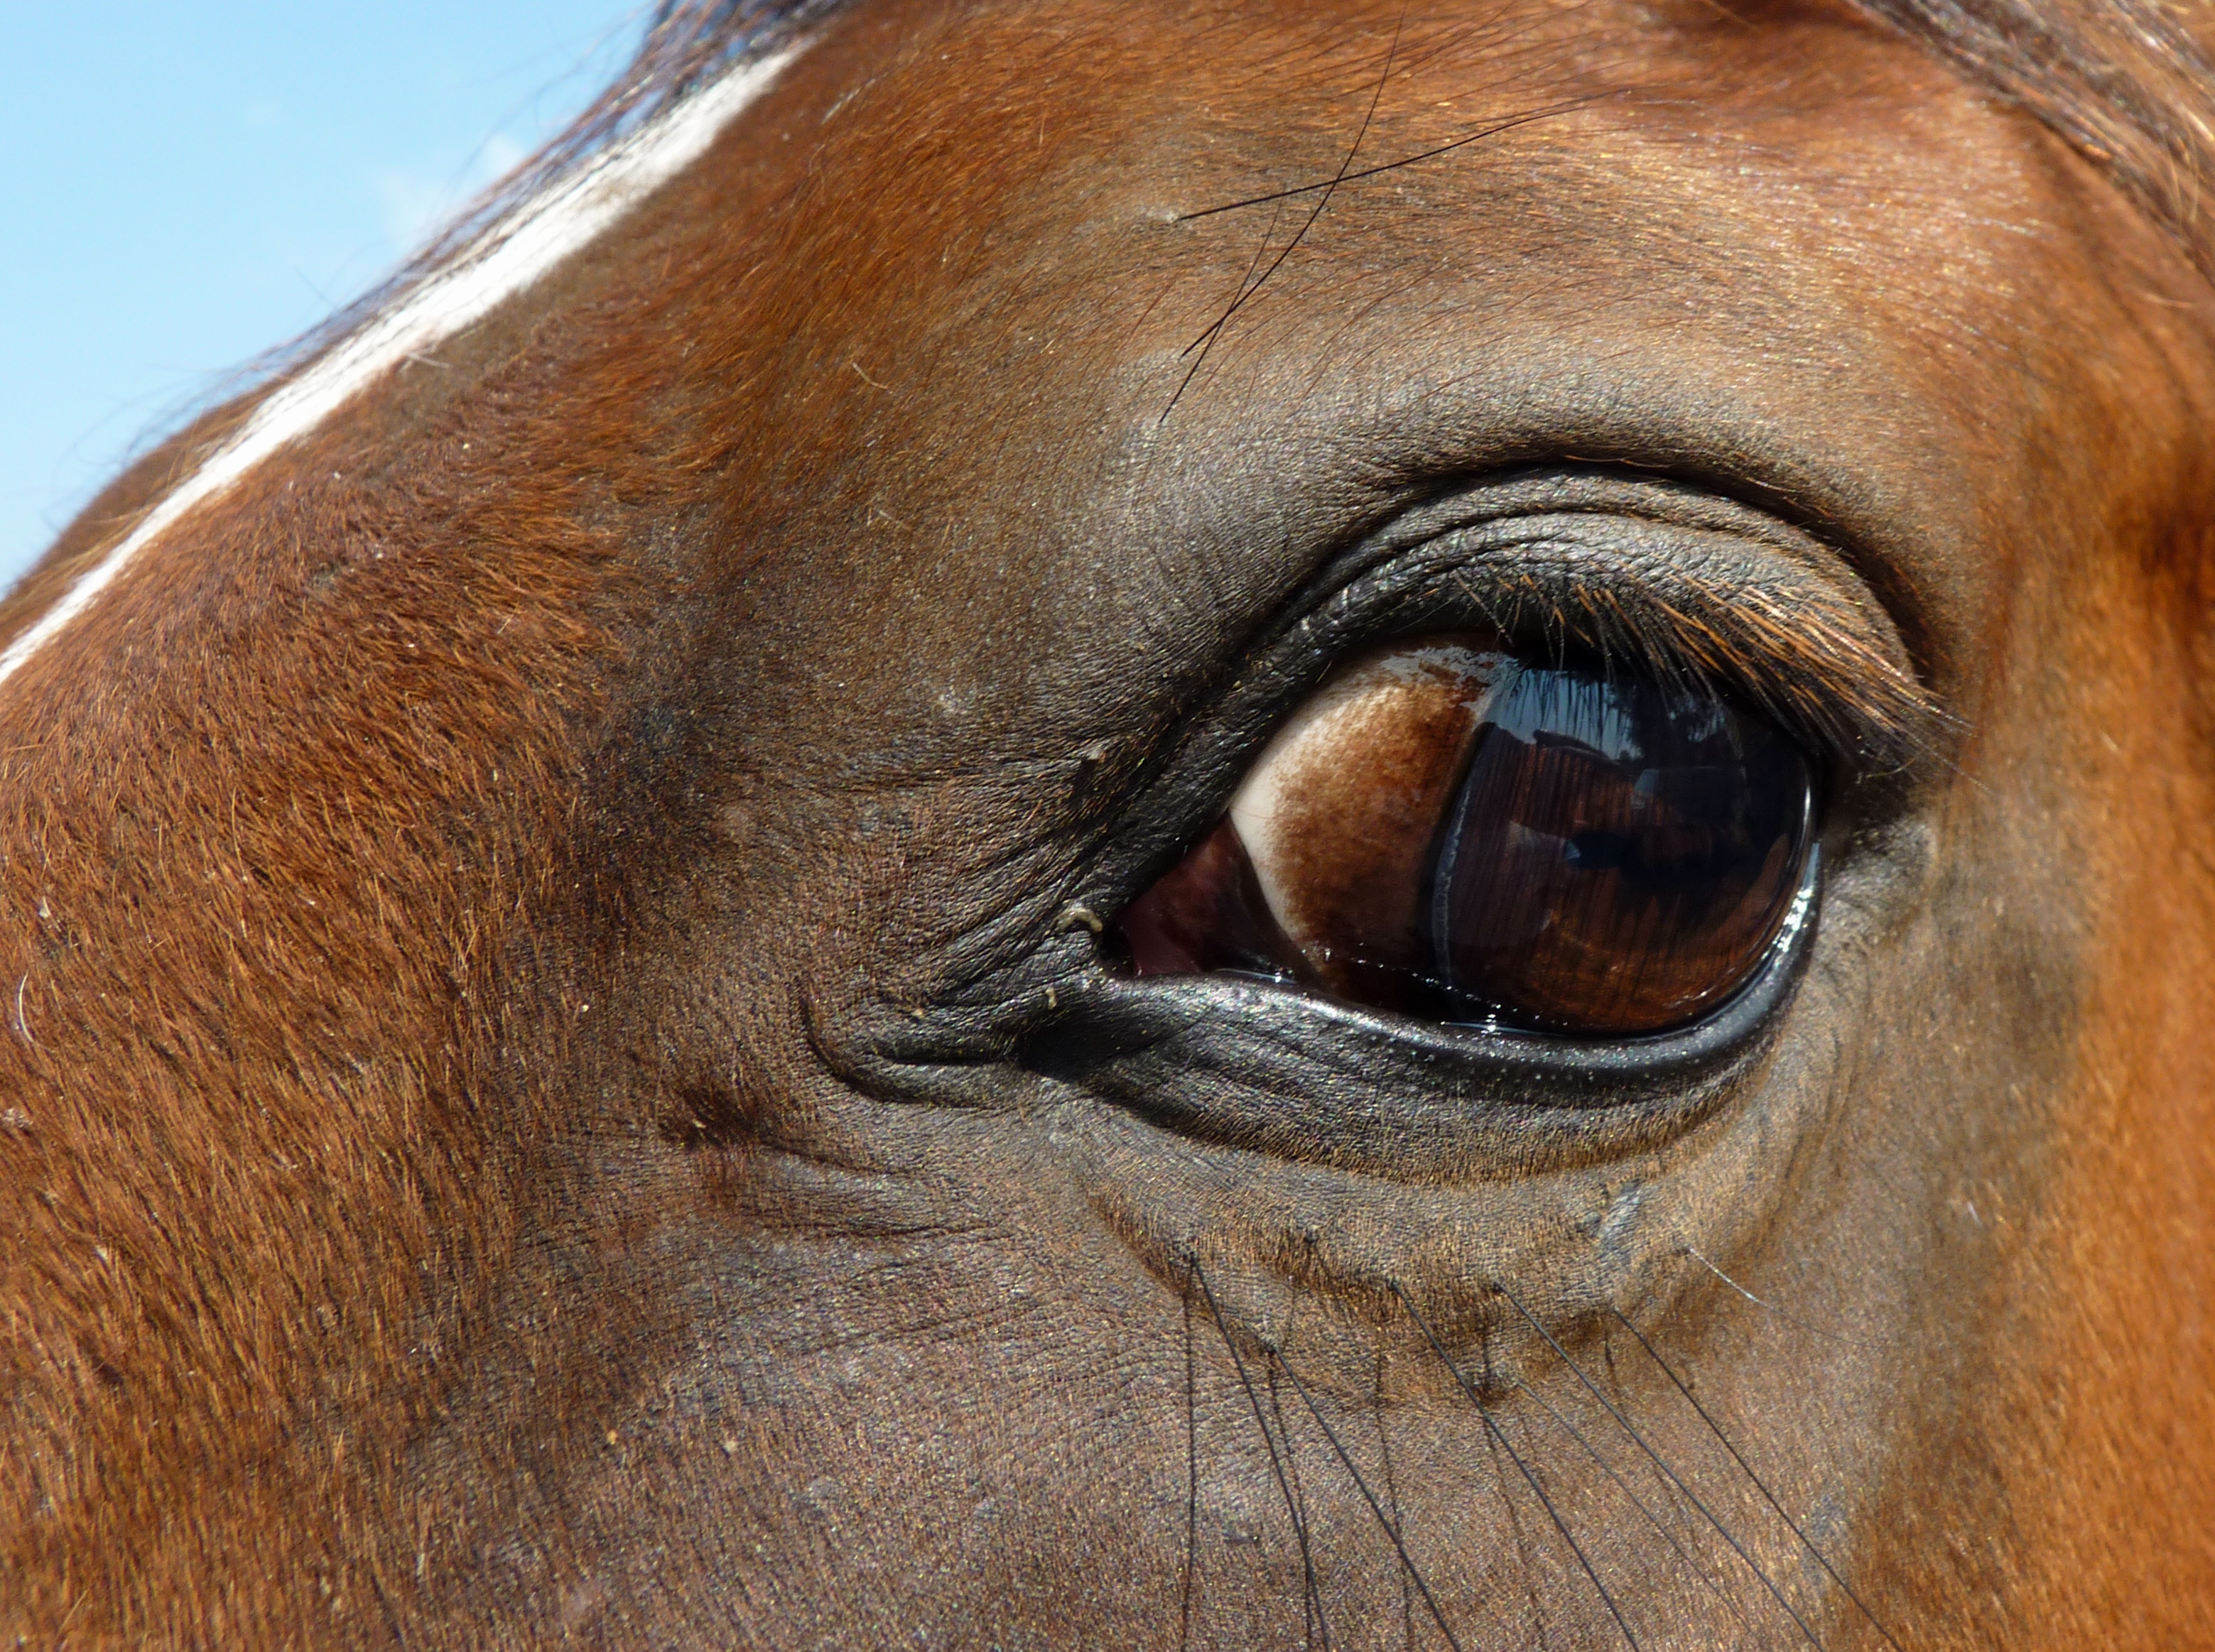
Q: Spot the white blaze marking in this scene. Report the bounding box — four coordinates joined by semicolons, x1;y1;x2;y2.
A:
0;41;811;692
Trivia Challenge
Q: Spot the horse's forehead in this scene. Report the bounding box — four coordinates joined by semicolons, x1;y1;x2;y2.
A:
770;0;2061;258
731;0;2128;451
675;0;2174;706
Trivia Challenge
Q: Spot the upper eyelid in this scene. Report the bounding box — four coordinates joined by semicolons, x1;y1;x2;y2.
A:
1071;479;1944;912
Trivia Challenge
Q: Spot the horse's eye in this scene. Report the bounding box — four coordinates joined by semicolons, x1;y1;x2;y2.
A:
1117;638;1816;1036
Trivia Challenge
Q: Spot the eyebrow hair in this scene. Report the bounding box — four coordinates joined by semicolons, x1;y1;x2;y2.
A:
1442;545;1953;773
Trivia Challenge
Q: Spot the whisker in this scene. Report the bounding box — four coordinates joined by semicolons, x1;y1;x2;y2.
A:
1269;1363;1333;1651
1192;1260;1332;1650
1375;1352;1417;1652
1175;101;1604;222
1680;1245;1865;1347
1271;1348;1469;1652
1182;1275;1198;1652
1490;1282;1826;1651
1176;201;1284;364
1505;1368;1759;1639
1611;1308;1907;1652
1161;15;1403;423
1390;1281;1642;1651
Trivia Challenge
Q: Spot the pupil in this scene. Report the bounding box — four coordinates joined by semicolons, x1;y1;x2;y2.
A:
1431;664;1812;1033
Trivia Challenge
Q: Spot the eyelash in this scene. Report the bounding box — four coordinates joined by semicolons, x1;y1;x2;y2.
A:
977;486;1948;1170
1428;561;1941;780
1024;470;1934;952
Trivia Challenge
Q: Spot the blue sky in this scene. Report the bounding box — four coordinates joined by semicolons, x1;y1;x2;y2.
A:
1;4;656;589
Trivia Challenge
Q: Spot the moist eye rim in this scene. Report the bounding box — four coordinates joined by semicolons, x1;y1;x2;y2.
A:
1015;842;1822;1175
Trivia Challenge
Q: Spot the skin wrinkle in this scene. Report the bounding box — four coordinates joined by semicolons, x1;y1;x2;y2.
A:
1;0;2214;1645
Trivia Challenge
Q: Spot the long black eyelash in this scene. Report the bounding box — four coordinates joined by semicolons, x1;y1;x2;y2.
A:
1444;560;1954;776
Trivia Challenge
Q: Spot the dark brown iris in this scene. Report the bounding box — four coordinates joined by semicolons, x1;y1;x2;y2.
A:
1435;665;1811;1032
1117;641;1814;1038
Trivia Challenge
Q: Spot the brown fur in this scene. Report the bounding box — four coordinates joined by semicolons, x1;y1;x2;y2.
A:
5;0;2215;1643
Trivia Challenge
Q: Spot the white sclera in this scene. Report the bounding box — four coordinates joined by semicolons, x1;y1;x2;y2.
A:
1228;643;1500;987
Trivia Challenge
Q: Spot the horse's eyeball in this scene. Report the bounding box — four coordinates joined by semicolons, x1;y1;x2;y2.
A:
1117;639;1816;1036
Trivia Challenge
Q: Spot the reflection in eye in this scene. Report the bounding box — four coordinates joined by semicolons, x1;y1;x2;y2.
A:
1117;638;1815;1036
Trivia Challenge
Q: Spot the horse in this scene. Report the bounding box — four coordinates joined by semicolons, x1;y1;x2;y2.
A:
6;0;2214;1642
